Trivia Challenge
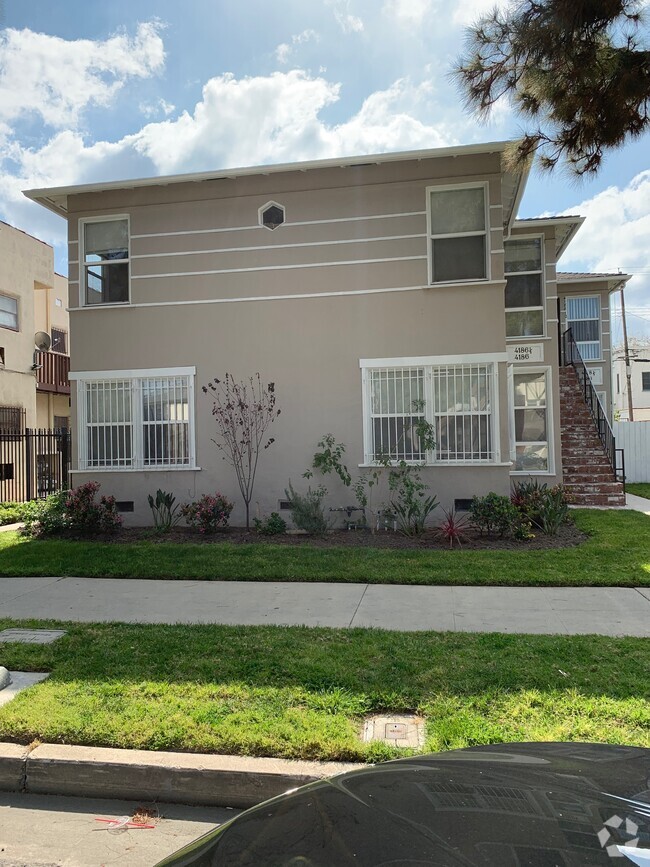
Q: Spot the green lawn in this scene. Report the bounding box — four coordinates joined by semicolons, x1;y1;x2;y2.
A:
628;483;650;501
0;509;648;585
0;619;648;761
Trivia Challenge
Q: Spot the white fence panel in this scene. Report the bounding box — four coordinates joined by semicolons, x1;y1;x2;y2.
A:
614;421;650;482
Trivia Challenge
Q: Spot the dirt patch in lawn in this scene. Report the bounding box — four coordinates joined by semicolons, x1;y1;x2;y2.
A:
81;521;587;551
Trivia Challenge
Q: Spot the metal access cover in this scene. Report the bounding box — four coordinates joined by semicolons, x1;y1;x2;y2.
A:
361;714;425;748
0;628;66;644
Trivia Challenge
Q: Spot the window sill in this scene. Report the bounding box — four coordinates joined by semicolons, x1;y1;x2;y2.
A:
357;461;513;468
427;279;505;290
71;466;202;473
69;302;132;312
506;335;551;342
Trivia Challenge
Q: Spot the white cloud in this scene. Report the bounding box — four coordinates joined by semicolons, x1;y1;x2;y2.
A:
139;98;176;118
559;171;650;333
275;29;319;64
0;22;165;129
452;0;510;26
383;0;434;29
326;0;364;33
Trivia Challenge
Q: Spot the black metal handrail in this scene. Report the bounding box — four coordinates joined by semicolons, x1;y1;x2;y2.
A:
561;328;624;485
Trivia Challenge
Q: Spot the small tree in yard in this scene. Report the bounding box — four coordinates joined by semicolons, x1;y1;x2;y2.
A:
203;373;280;530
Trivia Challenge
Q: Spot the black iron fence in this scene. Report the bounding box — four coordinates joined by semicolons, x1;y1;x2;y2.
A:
561;328;625;484
0;428;71;503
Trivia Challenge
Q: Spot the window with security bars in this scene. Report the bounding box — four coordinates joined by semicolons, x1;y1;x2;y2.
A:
368;368;426;461
80;373;193;469
142;377;190;467
433;365;493;462
51;328;67;354
364;362;495;464
566;296;600;360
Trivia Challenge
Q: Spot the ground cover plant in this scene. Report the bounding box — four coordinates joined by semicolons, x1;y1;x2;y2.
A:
627;483;650;501
0;510;647;586
0;619;647;761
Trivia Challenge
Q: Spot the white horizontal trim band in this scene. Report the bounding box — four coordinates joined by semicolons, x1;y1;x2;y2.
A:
69;366;196;381
69;284;427;311
129;210;428;240
131;255;427;279
359;352;507;368
131;233;426;260
70;466;202;473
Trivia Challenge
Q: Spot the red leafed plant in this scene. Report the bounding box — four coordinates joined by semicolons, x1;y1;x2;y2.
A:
437;507;469;549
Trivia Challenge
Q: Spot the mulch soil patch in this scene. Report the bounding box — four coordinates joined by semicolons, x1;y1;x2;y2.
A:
83;521;587;551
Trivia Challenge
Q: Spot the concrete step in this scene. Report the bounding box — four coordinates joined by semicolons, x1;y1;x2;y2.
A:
565;482;625;495
570;493;627;506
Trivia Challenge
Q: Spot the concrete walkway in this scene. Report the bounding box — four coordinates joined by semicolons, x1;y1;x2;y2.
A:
1;576;650;636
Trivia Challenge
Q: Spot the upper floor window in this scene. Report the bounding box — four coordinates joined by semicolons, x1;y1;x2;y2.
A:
259;202;285;231
82;217;129;306
428;185;487;284
566;296;600;360
642;371;650;391
505;238;544;338
51;328;67;354
0;294;18;331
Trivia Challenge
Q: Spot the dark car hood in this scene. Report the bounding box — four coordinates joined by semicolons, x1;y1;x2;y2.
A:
156;743;650;866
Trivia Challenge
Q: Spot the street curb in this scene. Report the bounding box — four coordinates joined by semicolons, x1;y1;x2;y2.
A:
0;742;361;808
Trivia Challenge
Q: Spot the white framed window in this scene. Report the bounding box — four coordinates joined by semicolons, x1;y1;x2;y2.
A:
505;236;544;338
362;357;498;465
566;296;601;360
0;294;18;331
73;367;196;470
510;367;552;474
80;216;130;306
427;184;488;284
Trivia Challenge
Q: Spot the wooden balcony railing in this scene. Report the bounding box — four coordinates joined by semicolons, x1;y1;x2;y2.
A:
36;351;70;395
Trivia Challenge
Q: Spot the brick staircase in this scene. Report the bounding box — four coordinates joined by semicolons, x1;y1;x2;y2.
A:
559;367;626;506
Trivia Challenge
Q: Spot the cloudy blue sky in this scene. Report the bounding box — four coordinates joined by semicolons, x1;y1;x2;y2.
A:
1;0;649;338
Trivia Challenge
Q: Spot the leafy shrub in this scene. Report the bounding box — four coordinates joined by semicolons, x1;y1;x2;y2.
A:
147;489;182;533
511;480;570;535
253;512;287;536
388;463;438;536
65;482;122;534
23;483;121;536
437;507;469;548
469;492;519;537
285;481;330;535
309;434;352;486
0;501;38;526
181;493;234;534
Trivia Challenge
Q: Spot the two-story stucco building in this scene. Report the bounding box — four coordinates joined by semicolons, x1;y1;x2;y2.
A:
25;141;628;524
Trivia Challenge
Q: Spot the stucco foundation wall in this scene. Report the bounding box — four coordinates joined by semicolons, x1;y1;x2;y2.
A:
69;287;513;526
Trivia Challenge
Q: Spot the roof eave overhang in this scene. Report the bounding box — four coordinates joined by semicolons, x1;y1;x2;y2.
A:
24;140;513;218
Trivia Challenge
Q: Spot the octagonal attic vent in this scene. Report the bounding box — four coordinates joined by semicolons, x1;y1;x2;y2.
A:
259;202;285;230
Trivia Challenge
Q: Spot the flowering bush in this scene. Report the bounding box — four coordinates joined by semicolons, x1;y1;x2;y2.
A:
181;493;234;534
23;482;121;536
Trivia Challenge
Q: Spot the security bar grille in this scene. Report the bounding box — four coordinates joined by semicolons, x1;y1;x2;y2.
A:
369;367;425;461
142;376;190;467
80;373;194;470
365;362;495;464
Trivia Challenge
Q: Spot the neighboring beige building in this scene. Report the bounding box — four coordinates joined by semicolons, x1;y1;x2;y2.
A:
25;142;628;524
613;338;650;421
0;220;71;432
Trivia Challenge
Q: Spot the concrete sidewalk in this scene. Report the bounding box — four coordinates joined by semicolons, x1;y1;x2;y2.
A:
1;576;649;635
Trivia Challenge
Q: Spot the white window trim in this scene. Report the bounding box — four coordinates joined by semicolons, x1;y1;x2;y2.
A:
360;356;502;467
509;364;555;476
0;292;19;331
79;214;131;308
426;182;490;286
505;233;546;341
75;366;197;471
